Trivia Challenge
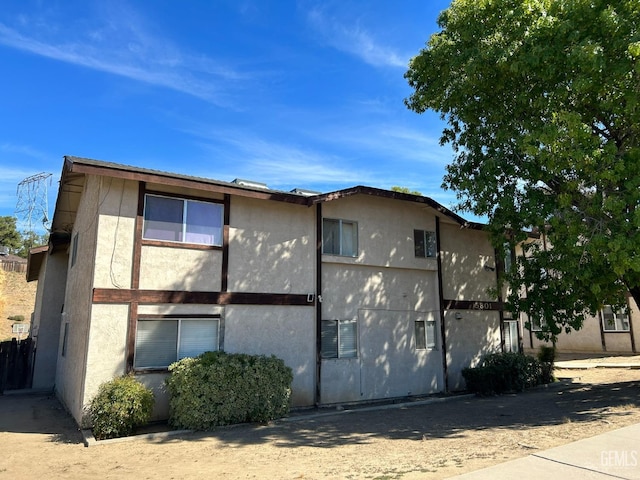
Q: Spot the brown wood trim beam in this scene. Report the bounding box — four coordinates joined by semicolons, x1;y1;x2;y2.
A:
69;160;309;205
443;299;504;311
93;288;315;306
140;239;221;251
435;216;448;393
221;194;230;292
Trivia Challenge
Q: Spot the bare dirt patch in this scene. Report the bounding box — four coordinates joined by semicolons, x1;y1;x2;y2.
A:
1;366;639;479
0;270;37;341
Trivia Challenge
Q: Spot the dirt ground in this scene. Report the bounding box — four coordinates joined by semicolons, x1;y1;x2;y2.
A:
0;270;37;341
1;366;639;480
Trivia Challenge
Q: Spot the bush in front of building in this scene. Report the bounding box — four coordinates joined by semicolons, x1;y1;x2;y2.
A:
462;352;545;395
537;345;556;384
165;351;293;430
88;375;154;440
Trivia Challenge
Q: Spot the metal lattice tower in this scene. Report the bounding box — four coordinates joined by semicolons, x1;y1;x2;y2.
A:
15;172;53;234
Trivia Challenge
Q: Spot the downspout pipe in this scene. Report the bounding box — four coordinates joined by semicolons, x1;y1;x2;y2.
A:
315;203;323;406
435;216;449;393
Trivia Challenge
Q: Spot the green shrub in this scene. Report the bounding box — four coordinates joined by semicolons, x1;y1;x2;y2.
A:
7;315;24;322
537;345;556;384
165;351;293;430
462;352;544;395
89;375;154;440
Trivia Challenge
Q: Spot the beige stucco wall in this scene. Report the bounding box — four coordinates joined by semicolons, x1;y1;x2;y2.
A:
224;305;316;407
445;310;502;390
526;307;637;354
228;197;315;294
321;195;439;270
321;308;443;404
31;252;68;390
93;178;137;289
440;223;498;301
139;246;223;291
55;175;101;424
318;196;446;404
82;303;129;420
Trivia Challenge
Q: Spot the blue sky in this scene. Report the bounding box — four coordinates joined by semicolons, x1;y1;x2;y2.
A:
0;0;464;232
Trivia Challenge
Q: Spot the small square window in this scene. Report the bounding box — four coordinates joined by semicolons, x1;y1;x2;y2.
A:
415;319;437;350
528;317;543;332
414;230;436;258
321;319;357;358
323;219;358;257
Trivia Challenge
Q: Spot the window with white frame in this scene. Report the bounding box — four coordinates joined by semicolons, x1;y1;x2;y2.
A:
414;229;436;258
602;305;630;332
321;319;357;358
322;218;358;257
143;194;223;246
528;316;543;332
134;317;220;369
415;319;437;350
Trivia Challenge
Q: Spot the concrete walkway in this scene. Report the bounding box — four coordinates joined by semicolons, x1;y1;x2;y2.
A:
449;423;639;479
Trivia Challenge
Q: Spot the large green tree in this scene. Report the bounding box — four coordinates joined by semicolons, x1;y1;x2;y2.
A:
0;216;22;253
405;0;640;339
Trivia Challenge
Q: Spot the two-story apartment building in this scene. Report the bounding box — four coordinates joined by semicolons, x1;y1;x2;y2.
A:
28;156;504;425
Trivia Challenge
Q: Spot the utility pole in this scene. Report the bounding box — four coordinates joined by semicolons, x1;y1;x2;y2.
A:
15;172;52;250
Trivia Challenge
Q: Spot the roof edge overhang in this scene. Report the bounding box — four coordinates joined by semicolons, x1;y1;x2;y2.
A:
63;156;311;205
26;245;49;282
308;185;486;229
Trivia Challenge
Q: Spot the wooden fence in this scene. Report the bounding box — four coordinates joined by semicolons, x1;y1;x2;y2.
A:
0;338;33;393
0;261;27;273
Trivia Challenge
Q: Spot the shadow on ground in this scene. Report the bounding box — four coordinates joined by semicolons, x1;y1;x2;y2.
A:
2;377;638;449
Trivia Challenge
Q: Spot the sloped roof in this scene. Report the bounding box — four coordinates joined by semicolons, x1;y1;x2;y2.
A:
50;156;484;243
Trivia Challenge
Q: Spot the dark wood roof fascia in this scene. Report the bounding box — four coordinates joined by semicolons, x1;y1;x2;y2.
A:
65;156;310;206
309;185;486;229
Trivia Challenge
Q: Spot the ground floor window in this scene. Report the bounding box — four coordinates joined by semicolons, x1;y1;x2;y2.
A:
602;306;630;332
504;320;519;353
134;317;220;369
528;316;543;332
415;319;437;350
321;319;357;358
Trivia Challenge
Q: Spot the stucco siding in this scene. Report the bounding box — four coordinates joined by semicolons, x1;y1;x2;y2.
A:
322;195;440;270
139;245;222;291
224;305;315;407
82;303;129;420
445;310;502;391
440;223;497;301
321;308;443;404
228;197;315;294
31;253;67;389
93;178;137;289
55;175;100;423
322;263;438;319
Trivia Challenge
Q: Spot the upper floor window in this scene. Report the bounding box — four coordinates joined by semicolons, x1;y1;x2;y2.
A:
323;218;358;257
602;305;630;332
143;194;223;246
414;229;436;258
